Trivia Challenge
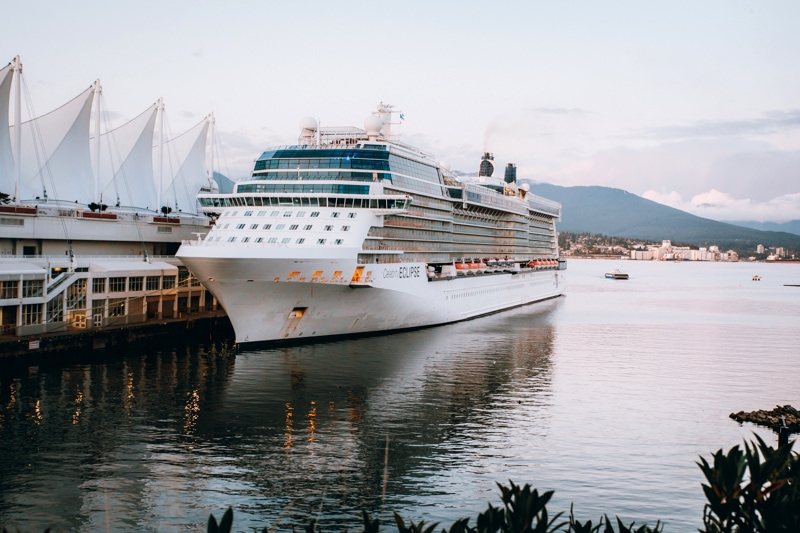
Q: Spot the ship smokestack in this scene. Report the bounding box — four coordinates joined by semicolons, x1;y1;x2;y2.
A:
479;152;494;177
504;163;517;184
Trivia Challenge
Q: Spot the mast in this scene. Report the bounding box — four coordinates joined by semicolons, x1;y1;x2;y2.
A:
93;79;102;204
12;56;21;203
209;111;215;189
156;97;164;212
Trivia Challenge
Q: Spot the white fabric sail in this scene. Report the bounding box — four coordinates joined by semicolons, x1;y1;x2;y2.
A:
92;103;158;210
159;117;209;215
11;85;95;204
0;62;14;196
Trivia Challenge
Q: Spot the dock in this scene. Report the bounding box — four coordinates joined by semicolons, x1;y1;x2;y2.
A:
0;310;233;368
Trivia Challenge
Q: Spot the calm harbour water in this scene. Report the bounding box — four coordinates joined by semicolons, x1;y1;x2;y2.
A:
1;258;799;532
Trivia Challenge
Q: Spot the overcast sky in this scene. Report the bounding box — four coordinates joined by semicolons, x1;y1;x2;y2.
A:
4;0;799;222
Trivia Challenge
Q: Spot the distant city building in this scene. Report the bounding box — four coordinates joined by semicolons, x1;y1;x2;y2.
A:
757;244;765;254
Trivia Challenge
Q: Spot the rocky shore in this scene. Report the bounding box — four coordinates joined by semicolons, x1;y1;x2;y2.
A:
730;405;799;433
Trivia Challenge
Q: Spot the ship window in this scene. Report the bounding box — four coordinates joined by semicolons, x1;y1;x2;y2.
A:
297;211;306;217
263;224;272;230
304;224;313;230
228;237;236;242
242;237;250;243
283;211;293;217
341;226;350;231
296;238;305;244
231;211;238;216
223;224;230;229
271;211;279;217
268;237;278;243
317;238;326;245
281;237;291;244
290;224;299;230
276;224;285;230
236;224;245;229
255;237;263;243
331;212;340;218
324;225;333;231
244;211;253;216
257;211;266;216
310;211;320;217
334;239;343;245
348;212;356;218
215;236;221;241
250;224;258;229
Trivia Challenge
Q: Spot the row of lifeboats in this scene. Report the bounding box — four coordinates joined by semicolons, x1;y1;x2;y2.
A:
452;258;559;276
527;259;559;270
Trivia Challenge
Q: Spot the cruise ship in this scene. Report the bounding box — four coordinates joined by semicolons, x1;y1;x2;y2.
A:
177;104;565;344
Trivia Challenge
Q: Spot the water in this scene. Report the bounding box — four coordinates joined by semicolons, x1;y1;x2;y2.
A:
1;259;798;532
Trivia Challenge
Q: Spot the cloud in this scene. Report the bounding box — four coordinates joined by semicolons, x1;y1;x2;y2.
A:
642;109;800;140
642;189;800;223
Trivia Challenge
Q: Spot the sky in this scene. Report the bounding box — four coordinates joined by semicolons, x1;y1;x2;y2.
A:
4;0;799;223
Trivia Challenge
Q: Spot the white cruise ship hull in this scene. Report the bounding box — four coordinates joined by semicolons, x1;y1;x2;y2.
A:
178;251;564;344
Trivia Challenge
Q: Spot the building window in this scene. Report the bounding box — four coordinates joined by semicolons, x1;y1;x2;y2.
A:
47;294;64;323
108;298;126;317
92;278;106;294
162;276;176;290
22;303;42;325
128;277;143;292
67;279;86;310
178;270;190;287
109;277;126;292
92;299;105;319
146;276;160;291
23;279;44;298
0;280;19;299
310;212;320;217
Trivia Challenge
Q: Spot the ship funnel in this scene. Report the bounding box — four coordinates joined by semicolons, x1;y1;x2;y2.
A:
479;152;494;177
504;163;517;184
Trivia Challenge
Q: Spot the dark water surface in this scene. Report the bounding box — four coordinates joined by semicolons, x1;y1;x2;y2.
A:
1;259;799;532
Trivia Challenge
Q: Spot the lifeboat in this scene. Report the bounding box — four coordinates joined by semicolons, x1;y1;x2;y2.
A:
455;262;468;276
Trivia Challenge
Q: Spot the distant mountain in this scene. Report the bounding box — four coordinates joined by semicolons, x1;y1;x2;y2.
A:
728;220;800;236
524;183;800;251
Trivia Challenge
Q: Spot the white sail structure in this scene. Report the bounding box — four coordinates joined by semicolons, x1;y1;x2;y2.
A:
159;116;210;215
0;62;15;196
93;103;158;210
11;85;95;204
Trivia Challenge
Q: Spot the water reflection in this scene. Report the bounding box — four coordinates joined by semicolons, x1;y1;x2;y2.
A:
0;303;558;532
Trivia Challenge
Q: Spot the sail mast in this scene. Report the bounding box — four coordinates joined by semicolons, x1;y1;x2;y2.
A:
209;111;215;189
156;97;164;212
12;56;21;203
93;79;102;204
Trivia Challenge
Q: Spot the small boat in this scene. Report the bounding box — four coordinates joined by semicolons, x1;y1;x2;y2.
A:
605;269;629;280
